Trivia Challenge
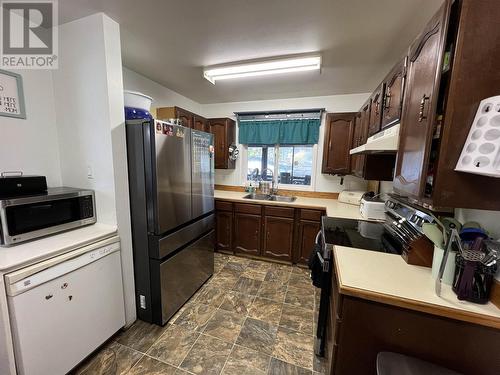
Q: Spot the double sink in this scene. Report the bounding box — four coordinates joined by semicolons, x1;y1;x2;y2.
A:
243;193;297;203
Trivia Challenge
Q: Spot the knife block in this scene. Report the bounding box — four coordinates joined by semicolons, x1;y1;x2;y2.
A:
401;236;434;268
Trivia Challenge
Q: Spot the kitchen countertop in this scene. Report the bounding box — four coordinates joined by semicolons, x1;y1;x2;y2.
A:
215;190;366;220
0;223;118;272
334;246;500;329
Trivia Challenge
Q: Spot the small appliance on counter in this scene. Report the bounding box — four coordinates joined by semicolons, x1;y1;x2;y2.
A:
0;187;96;246
0;171;47;197
360;194;386;221
338;190;367;205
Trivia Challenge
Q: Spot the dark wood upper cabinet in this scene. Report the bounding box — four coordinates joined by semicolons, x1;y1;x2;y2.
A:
394;0;450;199
208;118;236;169
263;215;294;261
350;112;363;178
175;107;194;128
381;58;407;129
321;113;355;175
193;115;208;132
351;102;370;178
368;84;384;137
156;106;194;128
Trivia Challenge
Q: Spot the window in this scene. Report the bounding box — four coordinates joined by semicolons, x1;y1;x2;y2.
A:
246;145;314;186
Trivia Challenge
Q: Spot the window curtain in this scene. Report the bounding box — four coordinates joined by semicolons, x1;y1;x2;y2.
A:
238;119;321;145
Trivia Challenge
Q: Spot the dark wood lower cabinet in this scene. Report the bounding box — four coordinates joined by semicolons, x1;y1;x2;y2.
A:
215;210;232;251
233;212;261;255
263;216;294;261
297;220;321;264
215;199;324;264
327;272;500;375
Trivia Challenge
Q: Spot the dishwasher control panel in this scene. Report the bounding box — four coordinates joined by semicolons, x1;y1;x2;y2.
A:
5;241;120;297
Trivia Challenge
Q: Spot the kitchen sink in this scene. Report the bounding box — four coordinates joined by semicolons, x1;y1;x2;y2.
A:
268;195;297;202
243;193;297;202
243;193;272;200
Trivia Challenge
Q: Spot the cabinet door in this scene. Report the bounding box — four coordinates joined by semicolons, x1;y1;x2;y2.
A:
216;211;232;251
234;213;261;255
394;1;450;198
175;107;194;128
209;120;227;169
382;58;407;129
209;118;236;169
351;103;370;178
297;220;321;264
263;216;294;261
193;115;208;132
368;85;384;137
321;113;355;175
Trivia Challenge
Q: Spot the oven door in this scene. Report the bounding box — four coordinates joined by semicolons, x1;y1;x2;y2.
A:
0;194;96;246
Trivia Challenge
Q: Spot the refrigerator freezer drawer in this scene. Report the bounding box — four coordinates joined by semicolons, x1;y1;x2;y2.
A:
7;248;125;375
156;229;214;324
152;213;214;259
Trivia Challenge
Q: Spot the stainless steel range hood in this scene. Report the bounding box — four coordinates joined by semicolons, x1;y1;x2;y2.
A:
350;124;400;154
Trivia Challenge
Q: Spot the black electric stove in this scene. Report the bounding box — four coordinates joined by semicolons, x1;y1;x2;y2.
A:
314;195;443;357
322;217;402;255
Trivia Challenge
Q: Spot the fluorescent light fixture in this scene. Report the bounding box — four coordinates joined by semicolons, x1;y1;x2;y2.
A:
203;55;321;84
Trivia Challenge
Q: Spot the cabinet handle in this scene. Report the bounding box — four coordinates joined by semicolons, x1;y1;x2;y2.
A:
375;99;380;115
384;89;391;110
418;94;430;122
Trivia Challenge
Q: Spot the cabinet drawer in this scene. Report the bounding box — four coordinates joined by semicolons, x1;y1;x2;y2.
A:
215;200;233;212
234;203;262;215
264;205;294;218
300;209;324;221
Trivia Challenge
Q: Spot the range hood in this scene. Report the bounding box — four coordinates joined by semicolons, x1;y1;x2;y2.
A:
350;124;400;154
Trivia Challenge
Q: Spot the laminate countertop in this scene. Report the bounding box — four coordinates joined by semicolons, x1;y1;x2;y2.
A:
334;246;500;329
215;190;366;220
0;223;118;272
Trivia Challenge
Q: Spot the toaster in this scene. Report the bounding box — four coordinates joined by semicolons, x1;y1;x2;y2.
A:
338;190;367;206
360;196;386;220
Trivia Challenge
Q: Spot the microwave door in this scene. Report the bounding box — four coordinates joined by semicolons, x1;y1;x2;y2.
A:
191;130;214;220
150;124;192;234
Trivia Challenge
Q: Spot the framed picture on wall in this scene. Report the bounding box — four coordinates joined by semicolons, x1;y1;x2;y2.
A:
0;69;26;119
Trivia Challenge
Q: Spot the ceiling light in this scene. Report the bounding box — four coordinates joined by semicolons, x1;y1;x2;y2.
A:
203;55;321;84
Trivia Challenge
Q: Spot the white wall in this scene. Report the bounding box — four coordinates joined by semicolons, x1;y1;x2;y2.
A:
0;70;61;186
123;68;202;114
53;14;117;225
53;13;135;325
201;94;370;192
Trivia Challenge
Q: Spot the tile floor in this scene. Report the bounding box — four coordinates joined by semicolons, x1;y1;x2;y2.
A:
72;253;327;375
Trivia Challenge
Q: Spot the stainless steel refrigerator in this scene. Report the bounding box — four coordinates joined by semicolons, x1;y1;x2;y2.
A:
126;119;215;325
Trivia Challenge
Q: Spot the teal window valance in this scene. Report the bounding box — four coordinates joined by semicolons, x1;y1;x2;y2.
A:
238;119;321;145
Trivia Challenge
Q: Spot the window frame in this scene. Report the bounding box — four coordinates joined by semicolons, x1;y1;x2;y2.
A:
242;143;318;191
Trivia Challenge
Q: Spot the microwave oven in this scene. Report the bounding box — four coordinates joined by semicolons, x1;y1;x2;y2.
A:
0;187;96;246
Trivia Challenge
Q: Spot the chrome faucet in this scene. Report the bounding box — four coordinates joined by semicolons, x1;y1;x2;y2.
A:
262;168;278;195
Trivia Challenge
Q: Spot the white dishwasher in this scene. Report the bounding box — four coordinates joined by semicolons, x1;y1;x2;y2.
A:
4;236;125;375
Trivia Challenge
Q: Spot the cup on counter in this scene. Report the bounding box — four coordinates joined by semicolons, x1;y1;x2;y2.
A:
431;245;456;285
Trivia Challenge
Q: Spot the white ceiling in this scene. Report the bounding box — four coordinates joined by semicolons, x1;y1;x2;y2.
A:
59;0;444;104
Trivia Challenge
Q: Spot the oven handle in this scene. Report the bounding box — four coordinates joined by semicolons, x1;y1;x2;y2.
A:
315;230;322;245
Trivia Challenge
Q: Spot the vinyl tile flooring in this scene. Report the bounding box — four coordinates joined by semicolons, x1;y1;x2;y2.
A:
72;253;327;375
